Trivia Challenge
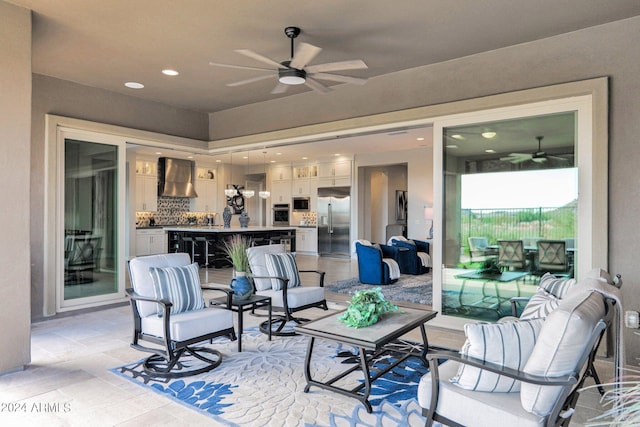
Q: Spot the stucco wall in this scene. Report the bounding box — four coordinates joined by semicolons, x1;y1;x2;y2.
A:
209;17;640;362
0;2;31;373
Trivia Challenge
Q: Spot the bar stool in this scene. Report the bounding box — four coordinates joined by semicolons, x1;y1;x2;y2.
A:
181;236;197;263
194;236;215;267
269;232;293;252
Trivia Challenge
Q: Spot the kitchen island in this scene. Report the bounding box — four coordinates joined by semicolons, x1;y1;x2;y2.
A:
162;225;297;268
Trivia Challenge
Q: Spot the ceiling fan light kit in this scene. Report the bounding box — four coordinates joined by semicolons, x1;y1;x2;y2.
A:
210;26;368;94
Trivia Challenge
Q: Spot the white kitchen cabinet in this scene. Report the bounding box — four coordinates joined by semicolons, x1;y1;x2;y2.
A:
270;164;292;181
135;174;158;212
191;177;218;212
136;229;167;256
292;179;311;196
270;180;291;203
318;160;351;187
296;228;317;253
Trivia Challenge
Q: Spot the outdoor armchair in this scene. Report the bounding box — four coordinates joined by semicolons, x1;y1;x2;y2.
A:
354;240;400;285
127;253;236;378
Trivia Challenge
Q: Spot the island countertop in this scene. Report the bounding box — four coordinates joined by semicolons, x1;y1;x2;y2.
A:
161;225;297;233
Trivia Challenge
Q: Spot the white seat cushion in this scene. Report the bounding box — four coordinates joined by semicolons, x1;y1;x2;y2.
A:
256;286;325;309
141;307;233;343
129;253;193;317
247;244;287;291
521;283;605;416
418;361;547;427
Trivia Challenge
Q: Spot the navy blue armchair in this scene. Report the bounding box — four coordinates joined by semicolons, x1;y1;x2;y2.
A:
355;241;401;285
388;236;431;275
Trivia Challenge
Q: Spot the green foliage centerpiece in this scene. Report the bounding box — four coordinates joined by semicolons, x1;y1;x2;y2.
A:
338;287;399;328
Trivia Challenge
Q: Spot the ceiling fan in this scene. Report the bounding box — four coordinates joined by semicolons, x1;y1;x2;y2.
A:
500;136;567;164
209;26;368;94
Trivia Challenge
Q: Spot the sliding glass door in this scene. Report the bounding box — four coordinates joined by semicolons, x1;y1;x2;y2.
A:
58;131;126;310
432;94;605;324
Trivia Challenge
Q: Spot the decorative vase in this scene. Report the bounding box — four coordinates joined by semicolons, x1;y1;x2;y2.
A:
239;210;250;228
230;272;252;300
223;206;232;228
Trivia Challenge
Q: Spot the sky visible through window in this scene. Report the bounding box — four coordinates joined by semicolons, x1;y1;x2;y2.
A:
461;168;578;210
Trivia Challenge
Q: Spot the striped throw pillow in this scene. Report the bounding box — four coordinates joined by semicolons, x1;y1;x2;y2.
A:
265;253;301;291
520;290;561;320
451;318;544;392
538;272;577;299
149;263;205;317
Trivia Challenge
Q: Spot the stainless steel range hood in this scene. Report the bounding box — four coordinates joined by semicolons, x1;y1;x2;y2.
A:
157;157;198;198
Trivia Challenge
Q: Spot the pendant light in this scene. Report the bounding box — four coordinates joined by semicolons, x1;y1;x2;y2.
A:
224;152;236;197
259;151;271;199
241;151;255;198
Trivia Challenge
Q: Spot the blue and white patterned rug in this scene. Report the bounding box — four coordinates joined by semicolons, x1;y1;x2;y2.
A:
111;326;435;426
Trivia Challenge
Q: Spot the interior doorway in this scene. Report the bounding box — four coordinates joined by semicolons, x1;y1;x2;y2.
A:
359;164;408;244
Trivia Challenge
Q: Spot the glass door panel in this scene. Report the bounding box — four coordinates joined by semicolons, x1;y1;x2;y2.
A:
63;138;119;302
441;112;577;321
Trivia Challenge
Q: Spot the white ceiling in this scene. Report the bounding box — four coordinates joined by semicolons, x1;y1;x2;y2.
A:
11;1;640;163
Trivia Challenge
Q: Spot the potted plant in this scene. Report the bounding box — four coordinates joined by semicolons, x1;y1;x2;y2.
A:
222;235;252;300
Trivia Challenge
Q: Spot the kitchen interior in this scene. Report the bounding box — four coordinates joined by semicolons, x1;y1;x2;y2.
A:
129;127;430;261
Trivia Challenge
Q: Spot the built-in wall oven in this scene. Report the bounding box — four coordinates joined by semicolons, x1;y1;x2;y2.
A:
273;204;290;226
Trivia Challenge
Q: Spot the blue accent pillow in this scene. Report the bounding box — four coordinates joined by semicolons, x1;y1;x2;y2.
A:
265;253;301;291
149;263;205;316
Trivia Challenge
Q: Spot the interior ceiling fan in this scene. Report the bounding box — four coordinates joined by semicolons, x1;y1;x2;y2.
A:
209;26;368;95
500;136;567;164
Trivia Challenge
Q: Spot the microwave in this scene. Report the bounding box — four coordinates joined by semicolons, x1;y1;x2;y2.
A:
292;197;310;212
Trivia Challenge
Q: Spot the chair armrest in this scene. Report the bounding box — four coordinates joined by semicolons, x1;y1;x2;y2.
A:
201;284;233;308
125;288;173;318
298;270;326;287
426;349;577;386
413;239;430;253
379;244;400;258
392;240;417;253
250;275;289;288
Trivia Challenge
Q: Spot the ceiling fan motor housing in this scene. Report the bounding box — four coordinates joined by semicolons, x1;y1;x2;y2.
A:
278;60;306;85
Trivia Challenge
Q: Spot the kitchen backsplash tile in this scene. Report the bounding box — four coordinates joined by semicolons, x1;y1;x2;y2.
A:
136;197;215;226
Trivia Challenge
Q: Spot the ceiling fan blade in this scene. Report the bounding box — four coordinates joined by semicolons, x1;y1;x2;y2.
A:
289;43;322;70
234;49;284;69
532;157;547;163
309;72;367;85
209;62;273;72
227;74;275;87
305;59;368;73
270;82;289;94
304;77;332;94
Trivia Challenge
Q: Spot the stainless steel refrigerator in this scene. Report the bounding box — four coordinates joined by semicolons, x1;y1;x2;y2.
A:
317;186;351;257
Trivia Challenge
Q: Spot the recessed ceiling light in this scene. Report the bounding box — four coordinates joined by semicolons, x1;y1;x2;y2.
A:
451;134;465;140
187;155;194;159
334;153;341;156
481;131;497;139
270;160;276;163
446;144;458;149
242;156;248;159
416;137;425;141
162;69;179;76
155;151;162;155
276;153;282;156
302;156;308;160
124;82;144;89
485;149;496;153
216;159;222;163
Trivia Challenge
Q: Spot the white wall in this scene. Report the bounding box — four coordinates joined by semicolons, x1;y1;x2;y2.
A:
356;147;433;240
0;1;31;373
